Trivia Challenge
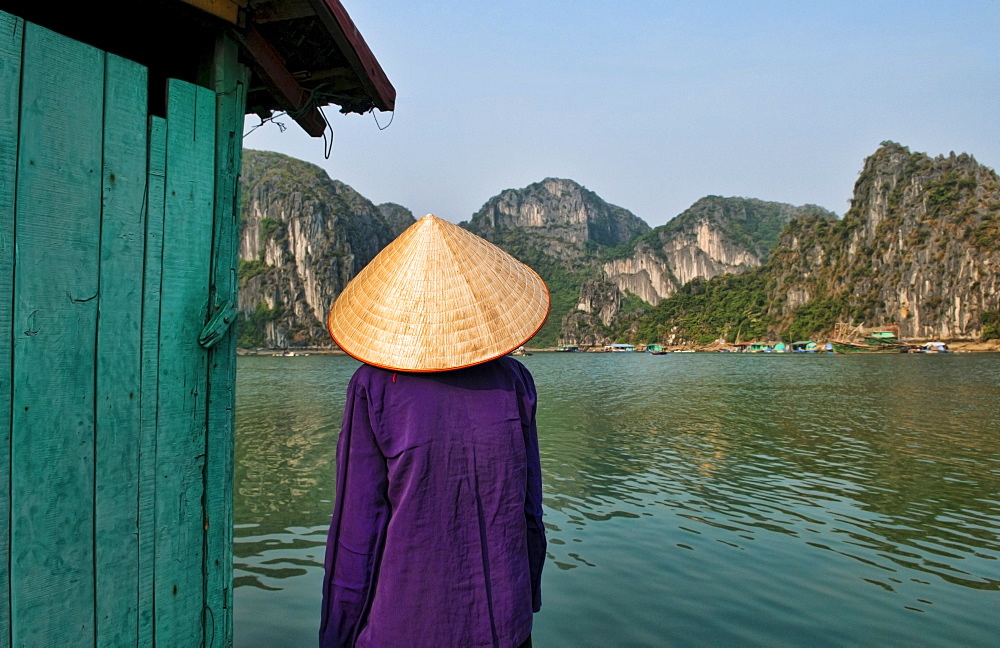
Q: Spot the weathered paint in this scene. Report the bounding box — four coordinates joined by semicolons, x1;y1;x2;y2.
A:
1;11;245;646
0;11;23;646
95;52;148;646
153;78;217;647
138;116;168;647
205;34;249;646
11;22;104;644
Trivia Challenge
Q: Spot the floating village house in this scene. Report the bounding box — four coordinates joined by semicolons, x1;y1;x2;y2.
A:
0;1;394;644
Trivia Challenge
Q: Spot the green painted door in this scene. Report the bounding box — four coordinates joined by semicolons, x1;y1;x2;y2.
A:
0;12;245;647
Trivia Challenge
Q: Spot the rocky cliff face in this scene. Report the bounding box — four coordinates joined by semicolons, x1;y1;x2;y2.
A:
603;197;831;307
465;177;650;260
554;197;828;345
238;150;413;347
767;142;1000;339
236;143;997;350
601;248;676;307
462;181;824;346
462;178;650;346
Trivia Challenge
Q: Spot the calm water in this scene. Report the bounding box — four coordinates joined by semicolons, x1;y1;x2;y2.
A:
234;353;1000;647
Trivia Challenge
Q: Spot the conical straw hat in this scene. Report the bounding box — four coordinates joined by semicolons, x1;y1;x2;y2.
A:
328;214;550;372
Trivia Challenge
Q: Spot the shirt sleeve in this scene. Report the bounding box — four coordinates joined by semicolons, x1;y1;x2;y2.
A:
320;373;390;648
519;365;546;613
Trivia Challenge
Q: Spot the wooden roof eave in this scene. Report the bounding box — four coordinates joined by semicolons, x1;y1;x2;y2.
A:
185;0;396;137
306;0;395;113
234;24;329;136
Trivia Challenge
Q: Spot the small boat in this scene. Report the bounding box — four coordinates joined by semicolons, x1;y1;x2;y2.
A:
830;323;907;353
831;339;907;353
555;345;579;353
510;346;531;356
921;342;951;353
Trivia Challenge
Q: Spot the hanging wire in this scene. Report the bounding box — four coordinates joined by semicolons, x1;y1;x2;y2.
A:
372;109;394;131
243;112;288;138
243;81;384;159
319;105;334;159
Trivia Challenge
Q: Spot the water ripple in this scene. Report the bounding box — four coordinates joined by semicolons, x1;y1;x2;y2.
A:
235;353;1000;648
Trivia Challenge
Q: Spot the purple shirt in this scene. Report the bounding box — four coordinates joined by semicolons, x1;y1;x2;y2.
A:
320;357;545;648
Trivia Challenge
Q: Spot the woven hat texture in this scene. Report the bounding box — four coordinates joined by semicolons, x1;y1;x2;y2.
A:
328;214;550;372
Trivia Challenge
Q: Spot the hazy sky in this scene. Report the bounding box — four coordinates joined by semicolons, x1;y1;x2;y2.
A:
243;1;999;228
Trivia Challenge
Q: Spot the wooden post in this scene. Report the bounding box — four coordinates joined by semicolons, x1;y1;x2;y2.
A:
204;33;249;646
153;78;217;647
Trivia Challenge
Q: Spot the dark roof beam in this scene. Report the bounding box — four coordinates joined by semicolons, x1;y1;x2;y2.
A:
251;0;315;23
306;0;395;112
291;67;353;83
236;25;328;136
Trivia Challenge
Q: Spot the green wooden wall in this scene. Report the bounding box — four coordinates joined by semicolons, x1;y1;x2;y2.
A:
0;12;246;647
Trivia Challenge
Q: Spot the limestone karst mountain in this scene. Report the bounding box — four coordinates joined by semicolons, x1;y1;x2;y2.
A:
235;143;1000;349
569;197;832;345
237;150;413;348
460;178;650;346
615;142;1000;345
764;142;1000;340
458;179;819;346
464;177;650;256
604;197;834;307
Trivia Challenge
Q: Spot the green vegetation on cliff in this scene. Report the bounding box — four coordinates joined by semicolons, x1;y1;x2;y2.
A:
614;271;771;345
487;229;592;347
464;177;650;347
982;312;1000;341
236;143;999;348
613;142;1000;344
241;150;332;205
237;149;413;347
606;196;833;264
236;301;284;348
237;258;272;287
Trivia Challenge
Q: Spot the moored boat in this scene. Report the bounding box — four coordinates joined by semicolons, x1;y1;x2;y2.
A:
830;323;907;353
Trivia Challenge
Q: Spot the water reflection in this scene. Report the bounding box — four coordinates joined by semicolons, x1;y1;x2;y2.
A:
236;353;1000;647
534;354;999;576
234;355;358;620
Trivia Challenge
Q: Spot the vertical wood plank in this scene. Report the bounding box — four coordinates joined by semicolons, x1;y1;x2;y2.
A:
154;78;217;648
138;114;167;648
94;53;147;648
204;34;247;648
0;10;24;646
10;23;104;645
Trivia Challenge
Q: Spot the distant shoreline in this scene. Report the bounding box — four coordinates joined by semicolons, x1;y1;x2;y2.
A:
238;340;1000;356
